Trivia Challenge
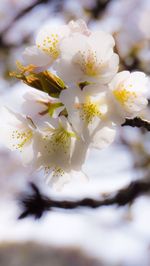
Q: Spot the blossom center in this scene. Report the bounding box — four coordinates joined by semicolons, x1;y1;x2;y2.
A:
113;86;137;106
77;50;101;76
76;98;102;124
45;166;65;177
37;33;60;59
12;129;33;151
43;125;76;154
52;167;65;177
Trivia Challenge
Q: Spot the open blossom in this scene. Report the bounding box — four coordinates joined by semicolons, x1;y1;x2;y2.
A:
0;107;39;165
109;71;149;122
36;116;77;169
60;86;116;149
37;116;88;169
22;19;91;71
34;116;89;188
23;25;69;70
0;106;88;188
54;31;119;85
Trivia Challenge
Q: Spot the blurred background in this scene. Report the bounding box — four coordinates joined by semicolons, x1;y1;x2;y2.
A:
0;0;150;265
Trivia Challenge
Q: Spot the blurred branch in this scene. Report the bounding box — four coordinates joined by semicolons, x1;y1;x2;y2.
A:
85;0;112;19
0;0;60;48
0;0;48;36
19;180;150;219
122;117;150;131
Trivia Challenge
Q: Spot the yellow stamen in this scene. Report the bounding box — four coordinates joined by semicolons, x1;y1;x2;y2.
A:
52;167;65;177
76;97;102;124
43;125;76;154
44;166;65;177
113;87;137;105
12;129;33;151
78;50;101;77
38;34;60;59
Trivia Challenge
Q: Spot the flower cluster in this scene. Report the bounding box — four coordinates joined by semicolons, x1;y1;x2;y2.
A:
2;20;149;189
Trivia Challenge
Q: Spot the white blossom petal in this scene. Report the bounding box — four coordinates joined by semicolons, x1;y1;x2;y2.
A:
109;71;149;120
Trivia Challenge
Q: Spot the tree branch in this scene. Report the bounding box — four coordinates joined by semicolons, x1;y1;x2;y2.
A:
85;0;112;19
122;117;150;131
0;0;56;48
18;180;150;219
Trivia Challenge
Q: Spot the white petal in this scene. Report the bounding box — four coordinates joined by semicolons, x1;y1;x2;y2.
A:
71;138;89;171
91;126;116;149
22;45;51;68
68;19;91;36
46;168;88;191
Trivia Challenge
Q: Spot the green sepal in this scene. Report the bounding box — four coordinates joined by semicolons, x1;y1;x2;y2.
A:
48;102;64;117
78;81;92;90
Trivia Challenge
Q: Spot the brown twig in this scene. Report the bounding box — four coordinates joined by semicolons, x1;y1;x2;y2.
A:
122;117;150;131
85;0;112;19
18;180;150;219
0;0;59;48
